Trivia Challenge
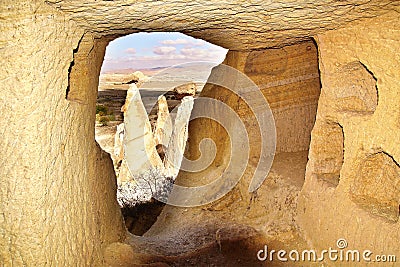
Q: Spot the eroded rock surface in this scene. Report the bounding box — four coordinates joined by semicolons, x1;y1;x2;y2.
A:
1;1;399;266
350;152;400;223
298;11;400;256
173;82;197;100
124;84;163;174
145;41;321;254
46;0;400;49
117;84;194;206
153;95;172;148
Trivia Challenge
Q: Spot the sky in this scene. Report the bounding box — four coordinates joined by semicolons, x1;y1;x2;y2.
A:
101;32;228;73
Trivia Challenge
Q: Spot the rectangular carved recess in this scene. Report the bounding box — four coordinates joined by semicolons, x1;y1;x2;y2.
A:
66;34;95;104
350;152;400;223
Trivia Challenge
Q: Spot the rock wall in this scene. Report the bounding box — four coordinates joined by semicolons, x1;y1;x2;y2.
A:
297;11;400;256
45;0;400;49
246;41;321;153
1;0;400;265
186;40;320;166
0;1;125;266
146;41;320;248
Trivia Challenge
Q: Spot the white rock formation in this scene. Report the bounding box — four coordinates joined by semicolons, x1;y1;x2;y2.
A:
114;123;125;165
153;95;173;147
164;96;194;178
115;83;194;204
121;83;139;113
124;84;164;174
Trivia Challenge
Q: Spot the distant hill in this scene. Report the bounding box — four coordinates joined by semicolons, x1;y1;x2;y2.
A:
101;66;169;76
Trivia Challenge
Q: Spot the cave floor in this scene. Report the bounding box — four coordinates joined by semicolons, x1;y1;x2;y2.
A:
110;151;319;266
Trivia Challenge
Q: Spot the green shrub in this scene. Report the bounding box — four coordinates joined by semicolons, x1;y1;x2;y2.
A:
108;114;116;121
96;105;116;125
96;105;108;115
98;116;110;126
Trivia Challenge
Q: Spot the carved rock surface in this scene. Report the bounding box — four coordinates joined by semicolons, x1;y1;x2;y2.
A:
1;1;400;266
298;12;400;256
46;0;400;49
350;152;400;223
326;61;378;114
146;41;321;249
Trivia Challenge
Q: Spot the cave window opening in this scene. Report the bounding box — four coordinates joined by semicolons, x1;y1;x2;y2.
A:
95;32;227;235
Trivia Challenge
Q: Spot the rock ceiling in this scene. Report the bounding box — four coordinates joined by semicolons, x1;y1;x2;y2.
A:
46;0;400;49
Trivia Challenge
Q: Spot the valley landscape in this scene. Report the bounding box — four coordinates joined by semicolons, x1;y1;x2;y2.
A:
95;63;214;156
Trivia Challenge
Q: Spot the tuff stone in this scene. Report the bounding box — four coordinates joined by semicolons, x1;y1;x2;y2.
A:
1;1;399;266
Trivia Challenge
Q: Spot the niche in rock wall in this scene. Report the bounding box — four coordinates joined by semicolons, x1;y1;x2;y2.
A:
350;152;400;223
330;61;378;114
66;37;86;103
309;121;344;187
245;41;321;153
66;35;104;104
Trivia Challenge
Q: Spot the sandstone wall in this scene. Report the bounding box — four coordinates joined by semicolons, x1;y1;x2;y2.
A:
147;41;320;249
0;1;125;266
45;0;400;50
297;11;400;257
1;0;400;265
245;41;321;152
186;40;320;166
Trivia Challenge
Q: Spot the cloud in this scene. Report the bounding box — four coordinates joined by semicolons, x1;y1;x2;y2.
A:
124;48;136;54
160;38;205;47
153;46;177;55
160;38;190;45
180;47;207;57
180;47;227;61
102;40;227;72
